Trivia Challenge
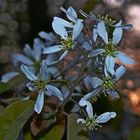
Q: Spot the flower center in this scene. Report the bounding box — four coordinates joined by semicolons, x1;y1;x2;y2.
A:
33;80;47;91
104;43;117;56
102;77;115;90
85;117;101;130
61;37;73;50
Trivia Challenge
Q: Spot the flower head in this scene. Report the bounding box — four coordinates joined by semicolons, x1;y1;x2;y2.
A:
21;62;63;114
43;7;83;61
77;99;116;130
84;65;127;99
89;21;134;76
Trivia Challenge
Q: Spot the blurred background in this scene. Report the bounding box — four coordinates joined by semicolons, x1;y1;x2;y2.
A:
0;0;140;140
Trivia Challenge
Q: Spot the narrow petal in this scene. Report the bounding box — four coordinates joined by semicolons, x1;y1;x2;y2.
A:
104;65;109;77
34;91;44;114
89;77;103;88
112;27;123;44
115;20;122;26
112;20;123;44
93;25;98;42
120;24;133;30
13;54;33;66
77;118;86;124
60;7;77;22
39;31;56;41
67;7;77;21
39;60;49;80
24;44;33;57
97;21;108;44
115;21;133;30
59;50;68;61
53;17;73;28
106;90;120;99
88;49;104;57
21;64;37;81
72;19;83;40
79;99;93;118
45;84;63;101
1;72;19;83
105;56;115;75
43;45;62;54
95;112;116;123
52;17;73;38
82;41;92;50
82;89;100;100
117;51;135;65
115;65;126;80
33;38;43;61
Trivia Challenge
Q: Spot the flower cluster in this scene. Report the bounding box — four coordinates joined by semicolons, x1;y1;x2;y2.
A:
1;6;134;132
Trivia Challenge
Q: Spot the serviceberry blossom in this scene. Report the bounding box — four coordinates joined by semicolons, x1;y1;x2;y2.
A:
0;6;135;135
84;65;127;99
89;21;134;76
13;38;44;68
21;62;63;114
77;99;116;130
43;7;83;61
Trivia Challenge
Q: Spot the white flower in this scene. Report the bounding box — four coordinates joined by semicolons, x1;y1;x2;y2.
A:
43;7;83;61
21;62;63;114
77;99;116;130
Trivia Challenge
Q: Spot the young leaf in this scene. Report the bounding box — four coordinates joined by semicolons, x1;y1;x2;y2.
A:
67;114;88;140
0;82;12;94
0;100;34;140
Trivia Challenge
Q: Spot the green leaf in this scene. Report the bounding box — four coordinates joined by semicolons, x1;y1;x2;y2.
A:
0;100;34;140
0;82;12;94
67;113;88;140
24;130;33;140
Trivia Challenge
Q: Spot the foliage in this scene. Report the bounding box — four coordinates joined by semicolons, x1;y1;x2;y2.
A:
0;6;134;140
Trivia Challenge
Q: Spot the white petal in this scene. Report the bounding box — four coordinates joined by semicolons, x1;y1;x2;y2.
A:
112;27;123;44
52;17;73;39
33;38;43;61
79;99;93;118
82;89;100;100
96;112;116;124
24;44;33;57
67;7;77;21
72;19;83;40
77;118;86;124
105;56;115;75
43;45;62;54
53;17;73;28
93;25;98;42
21;64;37;81
88;49;105;57
115;65;126;80
60;7;77;22
115;20;122;26
38;31;56;41
59;50;68;61
13;54;33;65
39;60;49;80
97;21;108;44
106;90;120;99
89;77;103;88
34;91;44;114
1;72;19;83
117;51;135;65
45;84;63;101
